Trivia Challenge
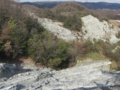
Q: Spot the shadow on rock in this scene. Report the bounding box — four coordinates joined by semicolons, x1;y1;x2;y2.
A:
75;85;120;90
16;84;25;90
101;70;120;76
0;63;31;79
35;71;54;81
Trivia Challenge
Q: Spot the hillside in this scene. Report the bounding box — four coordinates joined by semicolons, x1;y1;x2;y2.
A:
30;12;120;43
24;2;94;31
51;2;89;15
80;2;120;10
24;2;91;18
27;2;120;70
22;2;61;8
22;1;120;20
22;1;120;10
0;1;120;90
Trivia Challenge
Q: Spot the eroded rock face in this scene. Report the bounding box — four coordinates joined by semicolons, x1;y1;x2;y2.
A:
29;12;120;44
30;12;120;44
81;15;120;43
31;13;76;42
0;60;120;90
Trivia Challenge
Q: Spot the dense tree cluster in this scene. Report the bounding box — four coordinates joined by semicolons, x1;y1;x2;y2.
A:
0;0;92;69
0;0;75;69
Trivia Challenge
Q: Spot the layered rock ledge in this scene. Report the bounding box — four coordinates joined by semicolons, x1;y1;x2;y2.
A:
0;60;120;90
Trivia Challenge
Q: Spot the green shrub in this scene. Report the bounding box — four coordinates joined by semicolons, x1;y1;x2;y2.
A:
44;9;54;19
85;52;105;60
49;58;62;68
24;17;45;33
64;15;82;31
116;31;120;38
27;31;69;69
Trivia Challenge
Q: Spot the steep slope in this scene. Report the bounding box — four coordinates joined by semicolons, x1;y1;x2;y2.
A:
29;12;76;41
29;11;120;44
24;2;120;43
81;15;120;43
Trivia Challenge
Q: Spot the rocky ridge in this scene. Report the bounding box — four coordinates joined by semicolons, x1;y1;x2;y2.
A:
81;15;120;44
30;12;120;44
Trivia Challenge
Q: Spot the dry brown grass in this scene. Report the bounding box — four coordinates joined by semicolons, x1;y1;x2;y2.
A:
111;61;118;69
22;1;120;22
109;20;120;27
51;2;90;17
92;9;120;20
22;5;43;15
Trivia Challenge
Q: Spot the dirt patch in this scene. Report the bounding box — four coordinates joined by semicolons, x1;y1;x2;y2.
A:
111;60;118;70
109;20;120;27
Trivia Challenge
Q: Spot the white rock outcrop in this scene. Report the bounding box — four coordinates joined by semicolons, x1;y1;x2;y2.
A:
81;15;120;43
0;60;120;90
30;12;120;44
30;12;76;42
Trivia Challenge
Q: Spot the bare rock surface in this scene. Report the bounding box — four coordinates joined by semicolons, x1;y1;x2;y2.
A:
30;12;76;42
29;12;120;44
0;60;120;90
81;15;120;43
